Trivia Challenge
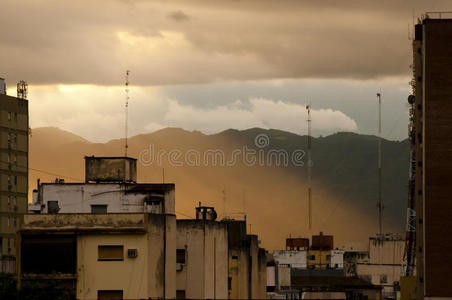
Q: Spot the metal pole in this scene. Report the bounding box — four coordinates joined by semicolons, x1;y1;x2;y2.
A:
307;105;312;230
377;93;382;236
125;70;130;157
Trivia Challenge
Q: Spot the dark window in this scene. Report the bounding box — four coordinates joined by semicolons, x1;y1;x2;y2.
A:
98;245;123;261
308;255;315;260
176;249;186;264
176;290;186;299
326;255;331;260
21;234;77;274
91;205;107;213
380;274;388;284
47;201;60;213
228;277;232;290
232;255;239;260
98;290;123;300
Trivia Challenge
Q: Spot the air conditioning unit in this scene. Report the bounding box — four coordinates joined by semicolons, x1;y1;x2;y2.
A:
127;249;138;258
176;263;184;272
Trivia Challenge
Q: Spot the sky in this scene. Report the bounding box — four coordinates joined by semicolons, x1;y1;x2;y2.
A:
1;0;450;142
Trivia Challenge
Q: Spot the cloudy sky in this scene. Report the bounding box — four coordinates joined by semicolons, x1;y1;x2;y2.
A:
1;0;450;142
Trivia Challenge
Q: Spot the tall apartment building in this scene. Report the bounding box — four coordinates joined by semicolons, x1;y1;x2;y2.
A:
0;78;28;268
412;16;452;299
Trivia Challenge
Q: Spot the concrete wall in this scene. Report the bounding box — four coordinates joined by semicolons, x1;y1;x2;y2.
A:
35;183;175;214
77;233;149;300
19;213;175;299
176;220;228;299
273;250;307;268
357;264;401;294
368;238;404;265
229;247;250;299
330;250;344;268
276;265;291;290
147;214;176;299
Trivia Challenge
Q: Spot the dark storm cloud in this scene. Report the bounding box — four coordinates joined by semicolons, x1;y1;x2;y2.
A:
0;0;450;85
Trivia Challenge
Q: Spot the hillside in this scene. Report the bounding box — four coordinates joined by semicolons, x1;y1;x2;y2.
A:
29;127;409;250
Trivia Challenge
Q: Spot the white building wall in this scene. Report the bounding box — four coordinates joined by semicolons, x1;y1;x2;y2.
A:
34;183;175;214
267;266;275;287
273;250;307;268
330;250;344;268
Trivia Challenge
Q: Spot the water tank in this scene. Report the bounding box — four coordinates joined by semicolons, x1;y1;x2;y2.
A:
85;156;137;183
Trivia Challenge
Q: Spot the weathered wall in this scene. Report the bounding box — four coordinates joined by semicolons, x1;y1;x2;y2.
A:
77;233;148;300
368;239;404;265
273;250;307;268
0;93;28;257
37;183;175;214
176;220;228;299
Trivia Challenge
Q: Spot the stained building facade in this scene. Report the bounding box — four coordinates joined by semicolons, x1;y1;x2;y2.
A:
0;79;28;271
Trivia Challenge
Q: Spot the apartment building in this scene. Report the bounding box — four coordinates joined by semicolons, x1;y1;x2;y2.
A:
0;78;28;271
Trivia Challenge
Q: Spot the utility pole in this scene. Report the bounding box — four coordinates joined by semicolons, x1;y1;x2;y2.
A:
377;93;383;236
307;105;312;231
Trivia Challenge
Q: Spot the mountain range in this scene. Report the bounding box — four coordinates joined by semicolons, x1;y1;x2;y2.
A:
29;127;409;250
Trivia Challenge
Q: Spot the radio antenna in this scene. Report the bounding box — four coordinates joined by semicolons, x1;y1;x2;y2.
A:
125;70;130;157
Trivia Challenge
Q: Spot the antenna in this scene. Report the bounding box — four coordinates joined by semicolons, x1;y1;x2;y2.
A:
124;70;130;157
222;188;226;219
306;104;312;231
377;92;383;236
17;81;28;99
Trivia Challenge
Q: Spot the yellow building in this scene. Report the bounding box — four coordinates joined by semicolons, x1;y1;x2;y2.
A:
306;250;331;269
18;213;176;300
0;79;28;270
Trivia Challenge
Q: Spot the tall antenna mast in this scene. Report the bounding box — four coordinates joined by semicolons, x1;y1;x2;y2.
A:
306;104;312;230
377;92;383;236
125;70;130;157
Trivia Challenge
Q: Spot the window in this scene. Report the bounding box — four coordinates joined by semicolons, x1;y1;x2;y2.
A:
91;205;107;213
7;217;10;227
176;290;186;299
380;274;388;284
7;112;11;121
7;196;10;205
14;176;17;185
98;290;123;300
326;255;331;260
232;255;239;260
47;201;60;213
176;249;186;264
14;113;17;121
13;217;17;227
308;255;316;260
98;245;123;261
228;277;232;290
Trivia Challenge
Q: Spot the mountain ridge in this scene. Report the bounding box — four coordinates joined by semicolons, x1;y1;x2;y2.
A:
29;126;409;250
